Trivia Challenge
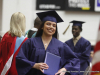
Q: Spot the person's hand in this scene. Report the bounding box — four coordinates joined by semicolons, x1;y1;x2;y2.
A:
33;63;49;73
90;51;94;59
55;68;67;75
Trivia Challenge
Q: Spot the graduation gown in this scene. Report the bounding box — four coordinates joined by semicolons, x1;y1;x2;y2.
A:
0;32;27;75
8;36;28;75
65;37;91;75
0;32;16;75
16;37;80;75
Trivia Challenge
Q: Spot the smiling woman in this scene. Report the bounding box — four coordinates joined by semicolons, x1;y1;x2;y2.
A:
41;21;57;50
16;10;80;75
42;21;56;36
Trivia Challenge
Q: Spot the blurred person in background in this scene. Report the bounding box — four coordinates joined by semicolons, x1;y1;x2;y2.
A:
90;46;94;62
0;12;28;75
25;17;42;38
0;35;2;42
89;46;94;67
65;20;91;75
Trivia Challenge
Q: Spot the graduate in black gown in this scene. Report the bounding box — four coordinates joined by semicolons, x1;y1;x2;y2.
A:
16;11;80;75
65;20;91;75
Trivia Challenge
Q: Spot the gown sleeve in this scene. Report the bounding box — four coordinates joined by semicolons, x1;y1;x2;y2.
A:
60;43;80;75
75;41;91;64
16;39;35;75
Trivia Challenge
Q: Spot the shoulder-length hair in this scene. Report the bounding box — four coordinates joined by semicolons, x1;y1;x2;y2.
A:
8;12;26;37
35;21;59;39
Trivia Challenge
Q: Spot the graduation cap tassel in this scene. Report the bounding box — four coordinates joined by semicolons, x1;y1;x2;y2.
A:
63;24;70;35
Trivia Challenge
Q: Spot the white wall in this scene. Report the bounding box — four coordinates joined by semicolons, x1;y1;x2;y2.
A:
1;0;100;45
57;11;100;45
1;0;36;36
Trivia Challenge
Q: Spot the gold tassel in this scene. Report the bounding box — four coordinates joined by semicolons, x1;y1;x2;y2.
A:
63;25;70;35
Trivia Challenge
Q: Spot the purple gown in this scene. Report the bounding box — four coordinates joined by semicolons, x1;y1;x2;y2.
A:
16;37;80;75
65;37;91;75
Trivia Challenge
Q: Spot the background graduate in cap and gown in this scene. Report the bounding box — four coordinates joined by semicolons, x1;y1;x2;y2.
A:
16;11;80;75
65;20;91;75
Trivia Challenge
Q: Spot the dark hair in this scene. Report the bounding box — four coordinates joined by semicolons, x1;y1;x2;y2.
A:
34;17;42;29
72;25;82;31
0;35;2;38
35;21;58;39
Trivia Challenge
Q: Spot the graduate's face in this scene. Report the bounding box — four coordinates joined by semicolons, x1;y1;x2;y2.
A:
72;26;81;37
42;21;56;36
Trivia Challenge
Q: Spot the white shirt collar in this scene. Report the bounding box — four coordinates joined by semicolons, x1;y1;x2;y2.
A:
30;28;38;31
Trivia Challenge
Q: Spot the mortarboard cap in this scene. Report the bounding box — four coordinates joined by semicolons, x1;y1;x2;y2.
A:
36;10;64;23
70;20;85;27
